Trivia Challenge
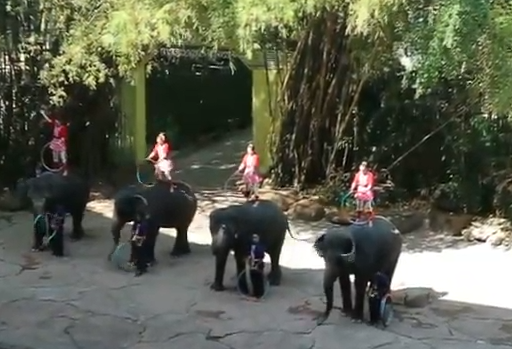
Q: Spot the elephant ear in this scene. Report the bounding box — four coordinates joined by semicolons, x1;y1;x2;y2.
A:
313;233;326;258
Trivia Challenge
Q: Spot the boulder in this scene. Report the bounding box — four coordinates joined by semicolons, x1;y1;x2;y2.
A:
493;176;512;220
326;207;352;225
391;288;434;308
389;211;426;235
258;189;299;212
487;231;508;246
288;198;326;222
0;191;26;212
462;217;511;246
428;209;474;236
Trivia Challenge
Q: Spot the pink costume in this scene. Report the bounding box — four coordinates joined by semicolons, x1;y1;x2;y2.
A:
151;142;173;173
239;153;261;185
351;170;375;201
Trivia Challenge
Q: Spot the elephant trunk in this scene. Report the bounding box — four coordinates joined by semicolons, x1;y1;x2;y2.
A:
211;225;229;255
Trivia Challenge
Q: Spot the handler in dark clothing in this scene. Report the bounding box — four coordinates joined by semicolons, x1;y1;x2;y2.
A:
368;272;391;324
130;213;151;276
239;234;267;298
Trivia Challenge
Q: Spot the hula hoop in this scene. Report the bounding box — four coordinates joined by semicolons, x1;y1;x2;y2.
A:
136;160;156;187
224;171;242;192
34;214;56;246
339;192;375;226
110;242;132;270
379;294;393;327
236;260;269;300
40;142;65;172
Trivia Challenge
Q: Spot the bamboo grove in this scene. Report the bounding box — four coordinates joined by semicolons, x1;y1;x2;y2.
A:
2;0;512;211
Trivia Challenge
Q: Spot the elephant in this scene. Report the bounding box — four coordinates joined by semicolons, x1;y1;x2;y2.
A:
109;180;197;274
209;199;292;291
313;216;402;325
15;171;90;255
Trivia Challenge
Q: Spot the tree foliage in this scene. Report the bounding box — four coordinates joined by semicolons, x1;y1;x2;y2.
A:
4;0;512;209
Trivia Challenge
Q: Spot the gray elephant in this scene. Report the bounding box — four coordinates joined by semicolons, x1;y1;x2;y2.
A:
313;216;402;324
109;180;197;275
209;200;292;291
15;171;90;255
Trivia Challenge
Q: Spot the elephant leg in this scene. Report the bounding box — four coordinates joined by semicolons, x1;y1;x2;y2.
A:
210;252;228;291
234;253;245;277
32;224;45;251
352;275;369;322
50;227;64;257
134;240;149;277
383;247;401;284
339;272;352;316
108;219;125;261
170;226;191;257
145;230;158;265
268;245;283;286
316;266;338;325
70;208;85;240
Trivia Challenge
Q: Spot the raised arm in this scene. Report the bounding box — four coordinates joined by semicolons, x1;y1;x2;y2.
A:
39;109;53;123
147;145;157;160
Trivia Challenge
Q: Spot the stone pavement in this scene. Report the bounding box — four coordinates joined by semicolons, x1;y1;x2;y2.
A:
1;130;512;349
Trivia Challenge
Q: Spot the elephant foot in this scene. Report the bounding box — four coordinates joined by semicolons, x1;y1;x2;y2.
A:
351;314;364;323
70;230;84;241
134;269;147;277
210;282;226;292
52;249;64;257
315;312;329;325
170;246;191;257
341;308;352;317
268;270;282;286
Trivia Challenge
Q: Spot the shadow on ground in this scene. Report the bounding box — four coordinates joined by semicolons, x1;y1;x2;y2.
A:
1;128;512;349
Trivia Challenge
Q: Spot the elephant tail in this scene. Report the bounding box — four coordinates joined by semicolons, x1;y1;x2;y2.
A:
285;220;311;241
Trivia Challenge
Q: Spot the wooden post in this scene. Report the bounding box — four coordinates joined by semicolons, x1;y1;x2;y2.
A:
244;50;287;174
133;62;147;162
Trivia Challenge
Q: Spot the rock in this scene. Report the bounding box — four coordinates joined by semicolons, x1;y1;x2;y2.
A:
392;288;433;308
258;189;299;211
431;183;463;213
0;191;26;212
462;217;511;245
486;230;508;246
428;209;474;236
288;198;326;222
326;207;352;225
388;211;426;234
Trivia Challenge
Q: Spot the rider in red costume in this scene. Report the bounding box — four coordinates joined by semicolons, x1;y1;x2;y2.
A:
350;161;375;224
238;143;261;201
41;108;69;175
146;132;174;190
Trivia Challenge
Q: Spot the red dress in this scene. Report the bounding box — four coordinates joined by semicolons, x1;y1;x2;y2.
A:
351;171;375;201
150;142;173;172
240;153;261;185
49;119;68;152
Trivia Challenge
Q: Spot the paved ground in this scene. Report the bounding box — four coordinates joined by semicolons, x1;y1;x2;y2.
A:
1;130;512;349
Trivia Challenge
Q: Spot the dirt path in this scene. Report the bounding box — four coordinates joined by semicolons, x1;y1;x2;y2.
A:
1;129;512;349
